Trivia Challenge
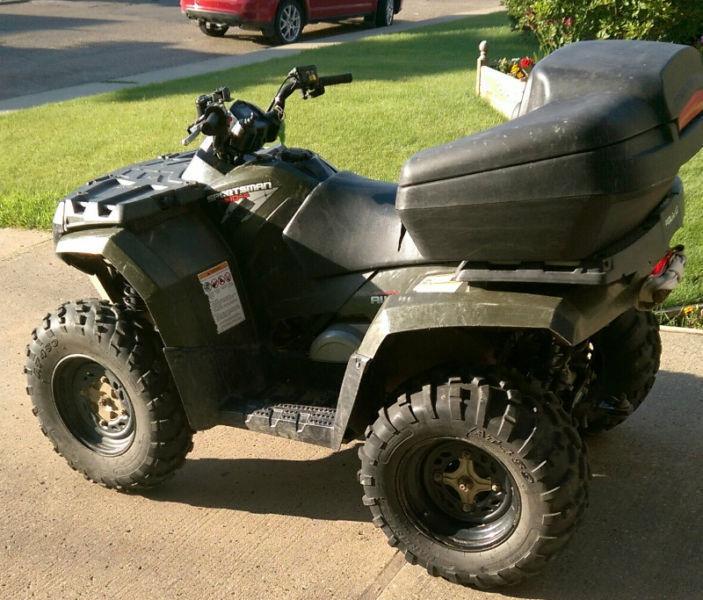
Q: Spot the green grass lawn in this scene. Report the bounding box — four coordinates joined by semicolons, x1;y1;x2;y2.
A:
0;12;701;305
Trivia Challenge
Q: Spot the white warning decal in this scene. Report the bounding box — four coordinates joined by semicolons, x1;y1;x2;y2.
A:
197;261;245;334
413;273;463;294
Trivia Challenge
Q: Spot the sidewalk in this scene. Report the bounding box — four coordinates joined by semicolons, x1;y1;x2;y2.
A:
0;11;493;113
0;228;701;599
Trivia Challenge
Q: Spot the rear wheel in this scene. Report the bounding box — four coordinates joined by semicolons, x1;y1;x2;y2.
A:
25;300;193;491
580;309;661;434
359;374;588;588
270;0;303;44
374;0;394;27
199;20;229;37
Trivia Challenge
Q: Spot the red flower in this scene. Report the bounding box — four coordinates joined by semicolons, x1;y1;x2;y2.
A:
563;16;574;28
519;57;534;70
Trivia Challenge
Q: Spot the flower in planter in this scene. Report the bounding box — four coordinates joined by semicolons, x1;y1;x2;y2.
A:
519;57;535;70
491;56;535;80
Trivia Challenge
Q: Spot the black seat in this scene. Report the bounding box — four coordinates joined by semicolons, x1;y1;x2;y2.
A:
283;172;423;277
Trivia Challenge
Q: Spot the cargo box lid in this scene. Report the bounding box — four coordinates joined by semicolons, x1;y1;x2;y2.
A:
400;41;703;187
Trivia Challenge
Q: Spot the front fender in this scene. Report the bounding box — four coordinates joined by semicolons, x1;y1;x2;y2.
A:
55;217;247;347
55;213;257;430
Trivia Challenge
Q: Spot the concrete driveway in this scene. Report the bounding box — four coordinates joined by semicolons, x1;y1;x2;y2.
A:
1;228;701;599
0;0;500;103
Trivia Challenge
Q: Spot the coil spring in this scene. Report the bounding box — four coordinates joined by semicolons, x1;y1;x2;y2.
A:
122;281;146;313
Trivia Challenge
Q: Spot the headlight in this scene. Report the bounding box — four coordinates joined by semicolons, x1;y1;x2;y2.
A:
52;201;66;245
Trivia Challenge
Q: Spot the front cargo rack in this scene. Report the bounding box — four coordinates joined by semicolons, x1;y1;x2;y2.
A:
454;178;684;286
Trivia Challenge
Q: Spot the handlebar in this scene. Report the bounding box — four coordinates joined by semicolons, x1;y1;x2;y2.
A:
318;73;353;87
201;109;224;136
183;65;352;157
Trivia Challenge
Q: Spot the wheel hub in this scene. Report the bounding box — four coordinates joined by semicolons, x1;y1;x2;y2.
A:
81;375;130;433
438;451;495;510
397;438;520;551
53;356;135;456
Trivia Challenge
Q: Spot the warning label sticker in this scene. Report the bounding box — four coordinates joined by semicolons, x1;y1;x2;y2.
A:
413;273;463;294
197;261;245;334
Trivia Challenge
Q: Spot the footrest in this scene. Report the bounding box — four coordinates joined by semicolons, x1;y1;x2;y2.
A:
221;401;337;447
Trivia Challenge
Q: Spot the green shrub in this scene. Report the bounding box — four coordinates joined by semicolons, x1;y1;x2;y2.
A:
502;0;703;53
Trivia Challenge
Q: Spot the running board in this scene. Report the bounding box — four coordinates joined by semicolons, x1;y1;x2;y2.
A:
220;401;337;447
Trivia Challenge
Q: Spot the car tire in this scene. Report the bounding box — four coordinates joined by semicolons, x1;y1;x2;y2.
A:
374;0;394;27
580;309;661;434
359;374;588;589
25;300;194;491
199;20;229;37
271;0;304;45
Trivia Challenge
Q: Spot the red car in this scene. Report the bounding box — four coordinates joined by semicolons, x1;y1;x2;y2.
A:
180;0;402;44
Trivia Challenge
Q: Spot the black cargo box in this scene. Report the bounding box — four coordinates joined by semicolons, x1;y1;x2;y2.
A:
397;40;703;262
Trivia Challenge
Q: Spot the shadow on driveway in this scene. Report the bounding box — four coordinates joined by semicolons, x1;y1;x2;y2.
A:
147;369;702;598
146;445;369;522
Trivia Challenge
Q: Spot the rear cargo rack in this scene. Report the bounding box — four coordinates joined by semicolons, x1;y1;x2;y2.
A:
454;179;684;286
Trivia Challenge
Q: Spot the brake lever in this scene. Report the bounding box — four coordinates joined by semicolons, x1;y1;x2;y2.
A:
181;118;205;146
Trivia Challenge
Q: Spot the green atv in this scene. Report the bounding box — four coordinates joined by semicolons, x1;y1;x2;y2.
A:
25;40;702;588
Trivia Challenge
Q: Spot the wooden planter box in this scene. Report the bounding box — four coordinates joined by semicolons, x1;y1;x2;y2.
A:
475;40;527;119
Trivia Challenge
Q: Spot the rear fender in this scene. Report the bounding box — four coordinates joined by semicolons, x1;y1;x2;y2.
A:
330;278;639;449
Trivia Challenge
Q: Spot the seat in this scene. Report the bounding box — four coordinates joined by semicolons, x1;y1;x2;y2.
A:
283;172;424;277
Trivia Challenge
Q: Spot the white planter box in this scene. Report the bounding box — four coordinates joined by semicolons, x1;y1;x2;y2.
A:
475;40;527;120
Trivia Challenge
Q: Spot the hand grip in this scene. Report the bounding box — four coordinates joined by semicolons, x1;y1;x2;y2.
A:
318;73;353;87
201;109;223;136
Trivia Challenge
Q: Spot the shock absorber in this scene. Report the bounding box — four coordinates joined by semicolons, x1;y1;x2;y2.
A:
122;280;146;313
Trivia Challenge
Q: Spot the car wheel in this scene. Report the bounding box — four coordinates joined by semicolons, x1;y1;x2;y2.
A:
272;0;303;44
374;0;394;27
198;20;229;37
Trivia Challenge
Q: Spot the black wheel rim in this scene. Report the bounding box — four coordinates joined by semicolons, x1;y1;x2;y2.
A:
397;438;520;551
52;356;135;456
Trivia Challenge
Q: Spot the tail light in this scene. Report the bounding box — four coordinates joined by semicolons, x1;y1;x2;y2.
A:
638;246;686;307
679;90;703;131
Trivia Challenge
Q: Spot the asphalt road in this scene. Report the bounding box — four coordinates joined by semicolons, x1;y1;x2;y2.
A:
1;228;702;599
0;0;500;101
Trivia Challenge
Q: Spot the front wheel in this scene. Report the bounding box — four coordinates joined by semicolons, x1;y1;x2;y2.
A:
25;300;193;491
359;375;588;588
198;20;229;37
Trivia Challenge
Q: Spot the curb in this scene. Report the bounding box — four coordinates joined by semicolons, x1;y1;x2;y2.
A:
0;12;487;113
660;325;703;335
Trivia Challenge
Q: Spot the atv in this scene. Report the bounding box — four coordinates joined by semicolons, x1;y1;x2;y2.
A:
26;41;703;588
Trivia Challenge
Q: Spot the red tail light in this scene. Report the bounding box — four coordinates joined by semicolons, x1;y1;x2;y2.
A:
679;89;703;131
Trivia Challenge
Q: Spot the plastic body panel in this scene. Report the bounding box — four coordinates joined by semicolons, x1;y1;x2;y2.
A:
455;179;684;284
397;41;703;263
283;171;424;277
330;270;647;449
